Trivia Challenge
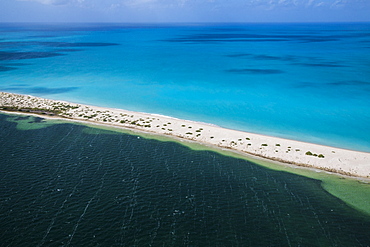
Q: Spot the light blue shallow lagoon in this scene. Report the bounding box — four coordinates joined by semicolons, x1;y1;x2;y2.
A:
0;23;369;151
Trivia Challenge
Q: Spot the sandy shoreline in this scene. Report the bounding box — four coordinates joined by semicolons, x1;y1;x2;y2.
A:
1;91;370;178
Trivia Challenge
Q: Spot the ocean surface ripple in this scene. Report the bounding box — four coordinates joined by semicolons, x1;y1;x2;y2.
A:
1;114;370;246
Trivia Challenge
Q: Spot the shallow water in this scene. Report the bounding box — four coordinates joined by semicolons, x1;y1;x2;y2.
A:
0;23;369;151
1;113;370;246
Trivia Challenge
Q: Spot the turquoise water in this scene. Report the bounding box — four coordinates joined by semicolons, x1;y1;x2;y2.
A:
1;113;370;246
0;23;369;151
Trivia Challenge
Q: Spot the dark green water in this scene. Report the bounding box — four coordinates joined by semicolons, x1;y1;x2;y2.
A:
0;113;369;247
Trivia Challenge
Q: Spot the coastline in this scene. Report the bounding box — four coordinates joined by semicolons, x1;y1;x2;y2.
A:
1;91;370;179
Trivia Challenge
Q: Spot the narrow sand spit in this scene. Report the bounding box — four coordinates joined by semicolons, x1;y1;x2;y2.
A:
1;92;369;178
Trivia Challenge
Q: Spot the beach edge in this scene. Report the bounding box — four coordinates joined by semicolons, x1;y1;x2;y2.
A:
1;91;370;179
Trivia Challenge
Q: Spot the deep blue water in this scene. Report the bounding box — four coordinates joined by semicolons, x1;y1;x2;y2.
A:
0;23;369;151
1;113;370;246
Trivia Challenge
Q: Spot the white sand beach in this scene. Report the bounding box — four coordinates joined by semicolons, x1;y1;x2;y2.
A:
1;91;370;178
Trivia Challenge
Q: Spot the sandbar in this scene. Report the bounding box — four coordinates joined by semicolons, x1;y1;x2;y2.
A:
1;91;370;178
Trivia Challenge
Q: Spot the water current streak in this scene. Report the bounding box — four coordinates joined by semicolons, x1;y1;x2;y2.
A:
0;114;370;246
